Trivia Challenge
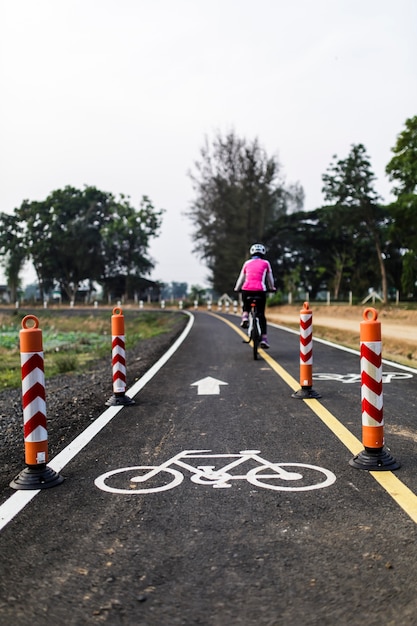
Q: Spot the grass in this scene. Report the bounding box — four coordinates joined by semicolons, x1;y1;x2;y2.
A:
0;309;180;391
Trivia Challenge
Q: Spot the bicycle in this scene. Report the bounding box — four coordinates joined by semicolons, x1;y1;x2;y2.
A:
94;449;336;494
243;296;262;360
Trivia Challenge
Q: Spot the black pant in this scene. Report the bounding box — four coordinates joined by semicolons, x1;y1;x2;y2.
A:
242;291;267;334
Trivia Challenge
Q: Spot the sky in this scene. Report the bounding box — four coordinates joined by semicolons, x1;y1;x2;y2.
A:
1;0;416;288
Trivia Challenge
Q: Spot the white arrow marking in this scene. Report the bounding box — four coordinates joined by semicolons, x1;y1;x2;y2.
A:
191;376;229;395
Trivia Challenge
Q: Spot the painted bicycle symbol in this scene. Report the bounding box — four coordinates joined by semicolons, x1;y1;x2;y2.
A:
313;372;412;384
94;449;336;494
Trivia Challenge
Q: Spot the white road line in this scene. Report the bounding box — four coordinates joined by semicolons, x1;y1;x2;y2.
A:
0;312;194;532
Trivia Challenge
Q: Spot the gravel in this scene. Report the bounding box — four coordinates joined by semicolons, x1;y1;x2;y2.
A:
0;313;187;500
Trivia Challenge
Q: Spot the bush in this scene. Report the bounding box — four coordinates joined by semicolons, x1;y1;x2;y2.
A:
52;354;79;374
267;292;283;306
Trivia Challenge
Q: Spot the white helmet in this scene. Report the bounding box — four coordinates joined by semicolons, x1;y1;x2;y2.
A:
250;243;266;256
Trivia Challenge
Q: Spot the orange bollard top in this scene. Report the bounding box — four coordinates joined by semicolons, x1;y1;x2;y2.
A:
300;301;312;315
360;307;381;342
20;315;43;352
111;306;125;335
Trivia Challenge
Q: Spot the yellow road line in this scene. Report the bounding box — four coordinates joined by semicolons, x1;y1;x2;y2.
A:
211;312;417;524
368;472;417;523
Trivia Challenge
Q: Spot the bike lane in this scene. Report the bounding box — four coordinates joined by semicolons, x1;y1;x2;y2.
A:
1;310;417;625
217;311;417;521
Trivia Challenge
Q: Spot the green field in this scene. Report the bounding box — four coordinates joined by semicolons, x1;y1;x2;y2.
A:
0;309;179;390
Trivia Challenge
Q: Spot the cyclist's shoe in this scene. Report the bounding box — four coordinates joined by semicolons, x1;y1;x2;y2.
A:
240;313;249;328
260;335;270;349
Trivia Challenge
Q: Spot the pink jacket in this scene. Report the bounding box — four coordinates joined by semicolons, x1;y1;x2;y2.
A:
234;257;275;292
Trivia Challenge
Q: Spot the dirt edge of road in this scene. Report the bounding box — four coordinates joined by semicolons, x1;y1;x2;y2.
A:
268;304;417;370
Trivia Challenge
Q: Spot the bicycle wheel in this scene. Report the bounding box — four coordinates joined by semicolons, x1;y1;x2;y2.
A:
251;318;260;360
246;463;336;491
252;332;259;359
94;466;184;494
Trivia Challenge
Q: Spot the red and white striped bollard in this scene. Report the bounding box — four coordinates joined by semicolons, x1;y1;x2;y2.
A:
10;315;64;489
106;306;134;406
350;308;399;470
292;302;321;399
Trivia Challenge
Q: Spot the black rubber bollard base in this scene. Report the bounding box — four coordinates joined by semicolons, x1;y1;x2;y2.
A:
349;447;400;471
292;387;321;399
10;464;64;490
105;393;135;407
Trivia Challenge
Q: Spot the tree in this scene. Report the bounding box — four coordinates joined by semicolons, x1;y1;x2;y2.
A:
187;131;304;294
386;115;417;196
100;195;164;300
264;210;335;299
17;186;116;301
13;186;163;302
386;116;417;297
322;144;390;303
189;284;207;304
0;212;26;302
171;282;188;299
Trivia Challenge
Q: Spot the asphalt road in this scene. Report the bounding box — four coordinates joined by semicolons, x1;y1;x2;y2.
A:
1;310;417;626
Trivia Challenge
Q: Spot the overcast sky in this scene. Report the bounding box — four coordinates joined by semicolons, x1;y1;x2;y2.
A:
1;0;416;288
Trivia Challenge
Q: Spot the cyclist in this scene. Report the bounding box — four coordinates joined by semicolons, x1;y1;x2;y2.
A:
234;243;276;349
